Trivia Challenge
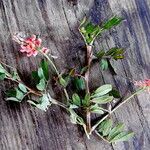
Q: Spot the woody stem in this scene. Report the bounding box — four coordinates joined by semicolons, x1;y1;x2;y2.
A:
84;45;93;135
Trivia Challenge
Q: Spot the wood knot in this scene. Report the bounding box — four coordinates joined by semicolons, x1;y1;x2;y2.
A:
67;0;78;6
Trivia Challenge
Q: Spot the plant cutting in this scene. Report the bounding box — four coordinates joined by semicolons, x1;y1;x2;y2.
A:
0;16;149;143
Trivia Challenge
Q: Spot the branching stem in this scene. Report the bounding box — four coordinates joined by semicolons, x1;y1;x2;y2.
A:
84;45;93;135
41;52;70;101
5;77;42;96
0;60;16;70
91;88;145;133
41;52;59;75
94;130;110;143
51;98;69;110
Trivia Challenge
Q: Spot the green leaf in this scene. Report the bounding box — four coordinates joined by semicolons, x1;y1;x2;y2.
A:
69;68;76;76
73;77;85;91
105;47;119;56
79;17;87;27
108;123;124;140
80;66;88;74
81;19;100;35
113;48;124;55
105;48;124;60
97;120;134;143
0;64;10;76
6;88;24;102
59;77;67;87
102;16;123;30
86;23;97;34
96;50;105;59
64;75;70;85
100;59;108;70
0;64;6;73
16;89;24;100
69;104;79;109
82;93;90;107
98;119;113;136
6;97;21;102
28;94;51;111
92;84;112;97
18;83;27;93
76;116;85;126
12;71;20;80
113;55;124;60
109;89;121;98
32;71;40;84
41;60;49;80
79;18;101;45
38;68;45;79
36;79;46;91
91;95;113;104
109;132;134;143
6;89;16;97
72;93;81;106
0;73;6;80
69;109;85;125
90;104;104;114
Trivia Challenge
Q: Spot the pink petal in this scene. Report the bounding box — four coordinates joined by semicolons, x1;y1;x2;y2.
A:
42;47;49;54
27;52;33;57
33;51;38;56
35;38;42;46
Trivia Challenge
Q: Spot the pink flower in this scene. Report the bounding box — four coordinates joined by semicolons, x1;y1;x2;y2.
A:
134;79;150;93
42;47;49;54
13;34;49;57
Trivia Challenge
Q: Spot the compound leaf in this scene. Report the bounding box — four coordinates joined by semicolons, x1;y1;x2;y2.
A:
98;119;113;136
108;123;124;140
102;16;123;30
109;132;134;143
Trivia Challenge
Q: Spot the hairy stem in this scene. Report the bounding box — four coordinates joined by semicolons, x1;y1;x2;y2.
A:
41;52;59;75
41;52;70;101
91;88;145;133
95;130;110;143
1;61;42;96
0;61;16;70
64;88;70;101
5;77;42;96
50;98;69;110
83;124;90;139
84;45;93;134
84;45;93;93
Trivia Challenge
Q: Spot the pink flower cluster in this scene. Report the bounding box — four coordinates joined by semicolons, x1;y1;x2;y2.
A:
14;34;49;57
134;79;150;93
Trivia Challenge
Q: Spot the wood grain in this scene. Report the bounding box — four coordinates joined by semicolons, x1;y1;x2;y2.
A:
0;0;150;149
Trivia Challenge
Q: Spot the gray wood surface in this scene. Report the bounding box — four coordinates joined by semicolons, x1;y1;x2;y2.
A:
0;0;150;149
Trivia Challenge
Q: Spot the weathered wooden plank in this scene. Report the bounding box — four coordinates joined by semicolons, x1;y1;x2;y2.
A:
0;0;150;150
90;0;150;148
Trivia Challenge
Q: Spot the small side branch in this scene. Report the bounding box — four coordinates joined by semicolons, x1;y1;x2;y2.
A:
5;77;42;96
91;88;145;133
